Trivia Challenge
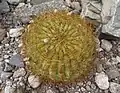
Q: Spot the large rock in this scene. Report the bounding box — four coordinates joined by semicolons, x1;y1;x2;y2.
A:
102;0;120;37
7;0;24;4
31;0;53;5
95;72;109;90
80;0;102;21
14;0;66;17
0;0;10;13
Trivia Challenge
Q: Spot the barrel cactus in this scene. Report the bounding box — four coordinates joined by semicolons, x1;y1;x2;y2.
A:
21;11;96;83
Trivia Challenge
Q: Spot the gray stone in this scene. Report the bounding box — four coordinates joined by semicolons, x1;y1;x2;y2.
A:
101;39;112;52
31;0;53;5
0;79;2;84
6;80;13;86
86;81;91;85
102;0;120;37
14;0;66;17
81;87;86;92
118;44;120;52
4;86;16;93
9;27;24;37
46;89;55;93
106;69;120;79
95;72;109;90
0;0;10;13
75;92;79;93
116;56;120;63
21;16;31;24
17;3;25;8
111;56;120;65
64;1;81;15
28;75;41;88
91;83;96;90
63;0;71;7
7;0;24;4
81;0;101;21
101;0;119;23
0;27;6;42
77;82;83;86
32;90;38;93
86;85;91;91
0;62;5;72
88;1;102;14
4;55;9;59
13;68;26;78
4;63;14;72
1;71;13;80
16;86;25;93
70;1;81;11
84;9;100;20
109;82;120;93
9;54;24;67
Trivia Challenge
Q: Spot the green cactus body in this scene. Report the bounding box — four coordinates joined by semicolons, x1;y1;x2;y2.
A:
22;11;96;83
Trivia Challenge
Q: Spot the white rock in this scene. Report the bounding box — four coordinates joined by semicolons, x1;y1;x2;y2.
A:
101;39;112;52
9;27;24;37
6;80;13;86
116;56;120;63
5;59;9;63
4;55;9;59
95;72;109;90
4;86;16;93
28;75;40;88
109;82;120;93
5;44;10;47
17;3;25;8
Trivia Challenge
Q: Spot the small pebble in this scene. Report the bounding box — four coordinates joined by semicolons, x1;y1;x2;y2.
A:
28;75;41;88
101;39;112;52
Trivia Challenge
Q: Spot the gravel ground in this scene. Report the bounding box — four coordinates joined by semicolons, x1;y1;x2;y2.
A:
0;0;120;93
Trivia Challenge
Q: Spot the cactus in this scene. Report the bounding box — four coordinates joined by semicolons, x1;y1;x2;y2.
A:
22;11;96;83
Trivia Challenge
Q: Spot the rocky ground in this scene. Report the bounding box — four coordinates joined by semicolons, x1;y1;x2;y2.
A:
0;0;120;93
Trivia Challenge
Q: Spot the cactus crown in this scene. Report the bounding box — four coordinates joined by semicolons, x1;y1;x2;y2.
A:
22;11;96;83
